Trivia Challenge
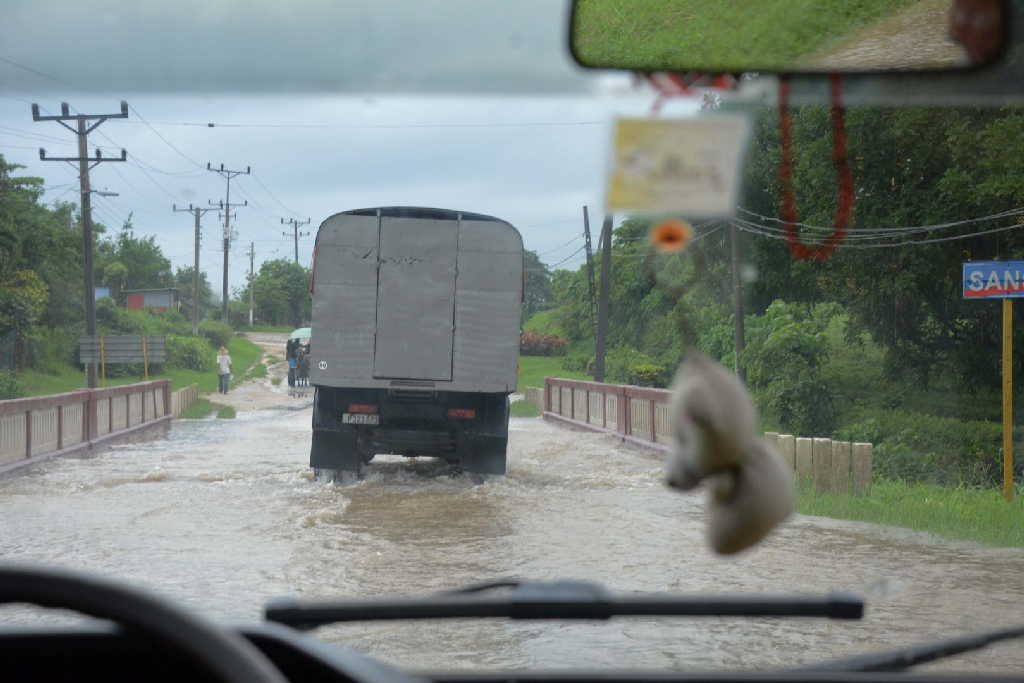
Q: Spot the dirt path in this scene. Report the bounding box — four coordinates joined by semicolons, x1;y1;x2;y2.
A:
213;332;313;412
799;0;968;71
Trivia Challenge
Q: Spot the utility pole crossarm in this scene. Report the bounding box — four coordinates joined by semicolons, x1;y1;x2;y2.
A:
207;162;250;322
281;217;312;264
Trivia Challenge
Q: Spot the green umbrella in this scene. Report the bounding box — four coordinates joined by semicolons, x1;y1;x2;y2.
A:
289;327;311;340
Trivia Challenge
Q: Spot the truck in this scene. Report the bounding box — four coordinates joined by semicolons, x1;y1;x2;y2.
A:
308;206;524;477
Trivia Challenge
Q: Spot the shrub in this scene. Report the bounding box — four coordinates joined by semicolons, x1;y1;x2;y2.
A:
166;335;213;372
199;320;234;349
0;370;23;399
561;352;593;374
628;362;669;387
743;301;839;436
836;408;1004;487
520;331;568;356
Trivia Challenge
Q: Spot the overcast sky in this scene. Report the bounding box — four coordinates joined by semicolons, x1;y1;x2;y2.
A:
0;1;699;294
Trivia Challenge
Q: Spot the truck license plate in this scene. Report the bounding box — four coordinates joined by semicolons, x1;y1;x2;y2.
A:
342;413;379;425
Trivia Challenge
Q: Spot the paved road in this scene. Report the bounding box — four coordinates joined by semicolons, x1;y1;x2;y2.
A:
1;406;1022;673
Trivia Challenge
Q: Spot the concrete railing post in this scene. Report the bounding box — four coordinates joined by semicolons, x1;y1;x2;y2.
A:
812;438;833;494
852;443;873;496
795;437;813;481
777;434;796;471
24;409;31;459
831;441;852;494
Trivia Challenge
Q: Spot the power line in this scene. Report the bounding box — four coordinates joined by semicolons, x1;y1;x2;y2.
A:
122;119;605;130
536;235;584;257
0;56;74;87
251;172;301;216
546;245;586;269
731;219;1024;249
128;103;204;169
737;206;1024;235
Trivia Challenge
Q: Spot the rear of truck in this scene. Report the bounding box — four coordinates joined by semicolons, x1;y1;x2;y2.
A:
308;207;523;476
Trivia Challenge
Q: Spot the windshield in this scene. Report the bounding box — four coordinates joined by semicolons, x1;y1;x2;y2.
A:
1;0;1023;676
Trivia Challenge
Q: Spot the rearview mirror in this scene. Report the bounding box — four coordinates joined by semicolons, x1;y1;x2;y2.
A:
569;0;1008;74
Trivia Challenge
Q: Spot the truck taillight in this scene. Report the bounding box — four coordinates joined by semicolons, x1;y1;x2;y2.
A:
348;403;378;414
447;408;476;419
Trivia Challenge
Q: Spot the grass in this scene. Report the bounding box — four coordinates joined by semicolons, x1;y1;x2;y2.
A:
798;478;1024;548
11;336;264;397
511;400;541;418
215;404;236;419
271;377;282;387
245;324;293;333
518;355;588;390
180;398;213;419
572;0;916;71
523;308;566;337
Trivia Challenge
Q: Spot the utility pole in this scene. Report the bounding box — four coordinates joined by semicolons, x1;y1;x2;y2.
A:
582;206;597;347
281;217;311;265
595;214;612;383
247;241;255;328
207;163;249;322
173;204;214;336
730;223;746;382
33;101;128;389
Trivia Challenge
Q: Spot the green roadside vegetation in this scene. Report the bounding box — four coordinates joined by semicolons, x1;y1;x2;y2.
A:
571;0;916;71
9;334;262;397
247;324;293;333
181;398;213;419
518;355;588;390
510;400;541;418
797;479;1024;548
215;404;237;419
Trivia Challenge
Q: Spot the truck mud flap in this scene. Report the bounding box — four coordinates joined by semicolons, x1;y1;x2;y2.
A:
310;427;361;473
458;434;507;475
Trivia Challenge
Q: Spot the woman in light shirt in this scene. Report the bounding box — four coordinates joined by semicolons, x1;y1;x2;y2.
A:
216;346;232;394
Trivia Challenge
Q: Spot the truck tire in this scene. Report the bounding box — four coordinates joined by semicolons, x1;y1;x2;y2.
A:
310;428;361;478
459;435;507;475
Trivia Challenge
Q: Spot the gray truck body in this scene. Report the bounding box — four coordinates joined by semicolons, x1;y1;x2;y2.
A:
310;207;522;392
308;207;523;475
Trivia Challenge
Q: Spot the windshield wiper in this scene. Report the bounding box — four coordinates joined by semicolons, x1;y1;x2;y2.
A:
265;579;863;631
800;622;1024;672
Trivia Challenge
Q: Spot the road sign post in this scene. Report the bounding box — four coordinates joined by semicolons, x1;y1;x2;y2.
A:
963;260;1022;501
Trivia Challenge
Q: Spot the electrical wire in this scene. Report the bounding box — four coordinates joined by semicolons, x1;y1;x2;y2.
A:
732;219;1024;249
123;119;605;130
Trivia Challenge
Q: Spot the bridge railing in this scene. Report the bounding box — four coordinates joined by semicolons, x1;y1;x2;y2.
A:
543;377;873;495
0;379;171;473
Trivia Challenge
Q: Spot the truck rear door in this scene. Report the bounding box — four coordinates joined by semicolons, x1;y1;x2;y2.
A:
373;216;458;381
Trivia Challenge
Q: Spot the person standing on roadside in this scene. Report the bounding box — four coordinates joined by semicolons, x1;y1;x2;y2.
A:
217;345;232;394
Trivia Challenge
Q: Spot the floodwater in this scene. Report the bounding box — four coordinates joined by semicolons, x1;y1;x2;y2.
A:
1;407;1023;674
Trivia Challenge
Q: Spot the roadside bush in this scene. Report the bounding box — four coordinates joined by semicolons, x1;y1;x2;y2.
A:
836;408;1004;487
520;331;568;356
0;370;23;399
628;362;669;387
743;301;839;437
199;320;234;349
166;335;213;372
561;352;593;374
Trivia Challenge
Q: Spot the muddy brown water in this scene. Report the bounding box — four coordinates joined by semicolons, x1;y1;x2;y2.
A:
1;408;1022;673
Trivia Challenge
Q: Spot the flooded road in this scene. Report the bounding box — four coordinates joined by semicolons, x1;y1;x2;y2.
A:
1;406;1023;674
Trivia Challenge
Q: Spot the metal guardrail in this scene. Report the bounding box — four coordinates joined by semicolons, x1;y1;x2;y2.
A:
542;377;873;496
0;379;171;475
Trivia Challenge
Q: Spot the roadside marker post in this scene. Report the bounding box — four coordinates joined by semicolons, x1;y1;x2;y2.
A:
963;261;1021;501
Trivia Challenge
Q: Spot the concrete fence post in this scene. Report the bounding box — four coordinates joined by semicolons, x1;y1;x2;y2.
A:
852;443;873;496
831;441;852;494
812;438;833;494
24;409;31;459
777;434;796;471
795;437;813;481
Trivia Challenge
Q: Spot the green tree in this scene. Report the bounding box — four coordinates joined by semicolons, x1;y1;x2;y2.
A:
522;249;552;321
244;259;311;326
173;266;213;324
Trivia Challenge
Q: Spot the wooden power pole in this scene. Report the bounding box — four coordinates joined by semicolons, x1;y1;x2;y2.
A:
281;217;311;264
206;163;249;322
247;241;256;327
173;204;214;336
33;101;128;388
595;214;612;383
730;222;746;382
